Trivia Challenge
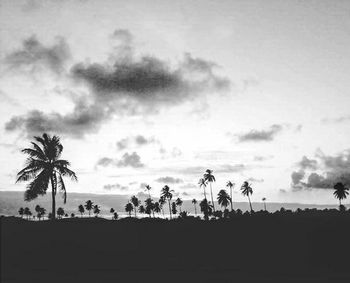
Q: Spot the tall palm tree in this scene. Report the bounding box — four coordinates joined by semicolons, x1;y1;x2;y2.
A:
192;199;198;216
125;202;133;217
78;204;85;217
198;178;207;200
145;198;154;217
161;185;174;219
333;182;349;208
85;200;94;217
145;185;152;199
175;197;183;213
16;133;77;220
241;181;253;212
159;196;166;218
226;181;235;211
262;197;267;211
153;202;161;216
203;169;216;212
217;189;231;211
131;195;140;217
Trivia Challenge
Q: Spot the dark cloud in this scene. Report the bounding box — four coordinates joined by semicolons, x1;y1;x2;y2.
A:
297;156;318;170
4;35;70;75
236;124;283;142
5;30;230;138
247;177;264;183
155;176;184;184
291;150;350;189
116;135;156;150
96;152;144;168
103;183;128;191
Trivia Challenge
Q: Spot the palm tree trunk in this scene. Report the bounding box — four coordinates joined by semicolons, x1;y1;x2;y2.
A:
134;208;137;217
168;200;172;219
230;187;233;211
247;195;253;213
203;188;207;200
210;182;216;212
264;202;266;211
194;204;197;216
50;176;56;220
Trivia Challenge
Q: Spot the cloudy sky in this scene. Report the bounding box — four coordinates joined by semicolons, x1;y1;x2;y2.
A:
1;0;350;204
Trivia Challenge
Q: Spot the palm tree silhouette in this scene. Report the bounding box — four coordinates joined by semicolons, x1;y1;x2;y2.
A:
161;185;174;219
78;204;85;217
203;169;216;212
16;133;77;220
199;199;213;221
18;207;24;218
57;207;65;219
241;181;253;212
262;197;267;211
226;181;235;211
24;207;32;220
113;212;119;220
145;198;155;217
198;178;207;200
171;202;177;216
35;205;42;220
145;184;152;199
84;200;93;217
93;204;100;217
333;182;349;208
159;196;166;218
175;197;183;213
125;202;133;217
154;202;161;216
217;189;231;211
192;199;198;216
131;195;140;217
139;205;146;215
110;208;115;219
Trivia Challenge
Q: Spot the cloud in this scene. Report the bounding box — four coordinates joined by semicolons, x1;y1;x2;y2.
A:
5;30;230;138
235;124;283;142
180;183;197;189
116;135;157;150
116;138;129;150
155;176;184;184
103;183;128;191
253;155;273;162
247;177;264;183
321;116;350;124
96;152;144;168
136;191;149;199
291;149;350;189
3;35;70;75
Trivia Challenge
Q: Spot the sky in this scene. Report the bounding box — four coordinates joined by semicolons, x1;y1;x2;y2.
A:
0;0;350;205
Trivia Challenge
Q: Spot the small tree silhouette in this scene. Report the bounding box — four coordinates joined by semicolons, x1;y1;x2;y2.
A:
199;199;213;221
139;205;146;215
161;185;174;219
84;200;93;217
18;207;24;218
131;196;140;217
113;212;119;220
145;184;152;199
78;204;85;217
125;202;133;217
24;207;31;220
226;181;235;211
93;205;100;217
203;169;216;212
175;197;183;213
217;189;231;211
262;197;267;211
241;181;254;212
57;207;65;219
159;196;166;218
145;198;154;217
171;202;177;216
153;202;161;216
110;208;115;219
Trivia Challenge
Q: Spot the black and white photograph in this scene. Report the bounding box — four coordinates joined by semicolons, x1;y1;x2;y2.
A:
1;0;350;282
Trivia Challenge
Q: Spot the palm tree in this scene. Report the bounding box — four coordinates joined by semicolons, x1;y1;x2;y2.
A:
145;185;152;198
110;208;115;219
203;169;216;212
24;207;32;220
241;181;253;212
131;195;140;217
16;133;77;220
198;178;207;200
84;200;93;217
78;204;85;217
171;202;177;216
199;199;213;221
125;202;133;217
153;202;161;216
70;213;75;218
18;207;24;218
192;199;198;216
145;198;154;217
57;207;65;219
139;205;145;215
159;196;166;218
113;212;119;220
175;197;183;213
93;204;100;217
333;182;349;208
35;205;42;220
161;185;174;219
262;197;267;211
226;181;235;211
217;189;231;211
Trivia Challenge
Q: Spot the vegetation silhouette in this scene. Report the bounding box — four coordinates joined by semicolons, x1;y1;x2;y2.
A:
161;185;174;219
217;189;231;211
203;169;216;212
125;202;133;217
333;182;349;208
226;181;235;210
262;197;267;211
241;181;254;212
130;195;140;217
78;204;85;217
192;198;198;216
84;200;93;217
16;133;77;220
175;197;183;212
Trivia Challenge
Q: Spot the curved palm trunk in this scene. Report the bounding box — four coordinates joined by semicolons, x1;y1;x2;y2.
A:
168;200;172;219
50;176;56;220
247;194;253;213
230;187;233;211
203;188;207;200
209;182;216;212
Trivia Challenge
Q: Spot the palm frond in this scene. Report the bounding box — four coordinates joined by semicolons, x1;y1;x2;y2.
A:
24;169;50;201
57;173;67;204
